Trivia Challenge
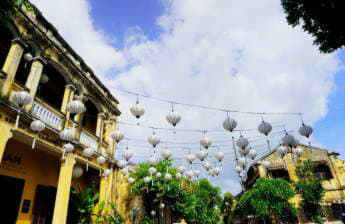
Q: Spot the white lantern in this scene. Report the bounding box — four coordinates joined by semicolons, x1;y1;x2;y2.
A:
164;173;172;181
209;168;216;177
197;149;208;161
277;145;288;157
60;128;75;142
213;167;221;176
121;168;129;176
215;151;225;162
130;101;145;119
117;159;127;168
282;133;296;147
161;149;172;160
67;100;85;114
177;165;186;173
147;156;157;165
30;120;46;149
186;170;194;179
194;169;201;178
12;91;33;128
185;153;196;164
144;176;151;184
258;121;273;136
83;147;95;158
248;149;257;160
149;167;157;175
236;135;249;150
128;177;135;185
111;130;124;143
62;143;75;158
238;147;250;156
123;149;133;161
40;73;49;84
72;165;84;178
200;134;212;149
150;210;156;216
148;132;160;147
176;172;182;179
238;157;247;168
292;147;303;156
103;169;112;177
159;202;165;209
223;117;237;132
203;161;212;171
23;52;33;61
262;160;271;168
97;156;106;164
156;172;162;178
166;109;181;127
299;123;313;138
235;165;242;173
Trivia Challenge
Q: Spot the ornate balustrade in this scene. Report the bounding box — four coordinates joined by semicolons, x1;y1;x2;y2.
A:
31;98;64;131
79;129;99;150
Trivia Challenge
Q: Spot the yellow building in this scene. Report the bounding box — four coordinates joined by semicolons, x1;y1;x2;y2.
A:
0;3;140;224
244;144;345;223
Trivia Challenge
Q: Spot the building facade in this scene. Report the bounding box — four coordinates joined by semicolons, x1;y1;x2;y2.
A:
0;3;137;224
244;145;345;223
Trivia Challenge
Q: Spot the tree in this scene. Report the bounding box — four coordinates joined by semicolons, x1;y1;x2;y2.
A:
0;0;31;25
295;160;325;224
281;0;345;53
221;192;235;224
238;178;297;222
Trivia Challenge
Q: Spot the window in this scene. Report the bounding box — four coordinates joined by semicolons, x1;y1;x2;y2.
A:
0;27;13;69
82;100;99;135
269;169;290;181
314;163;333;180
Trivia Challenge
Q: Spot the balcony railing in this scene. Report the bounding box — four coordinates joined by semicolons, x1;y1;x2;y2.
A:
31;98;64;131
79;129;99;150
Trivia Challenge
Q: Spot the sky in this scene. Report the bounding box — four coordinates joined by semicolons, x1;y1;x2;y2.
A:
30;0;344;194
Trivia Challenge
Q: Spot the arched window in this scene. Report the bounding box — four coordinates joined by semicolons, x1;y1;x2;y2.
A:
36;63;66;110
15;46;34;85
82;100;99;135
0;26;13;69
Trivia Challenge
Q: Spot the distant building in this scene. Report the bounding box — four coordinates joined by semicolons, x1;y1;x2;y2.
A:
243;144;345;223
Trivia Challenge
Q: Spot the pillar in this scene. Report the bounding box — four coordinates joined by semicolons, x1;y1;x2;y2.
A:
96;112;105;139
24;57;46;111
0;121;13;163
258;164;267;178
52;154;76;224
284;153;298;181
1;38;26;98
61;84;75;114
99;174;110;203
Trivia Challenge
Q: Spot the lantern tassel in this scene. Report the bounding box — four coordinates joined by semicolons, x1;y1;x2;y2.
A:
86;161;89;172
15;113;20;129
99;169;102;176
62;149;66;159
32;137;36;149
266;139;271;151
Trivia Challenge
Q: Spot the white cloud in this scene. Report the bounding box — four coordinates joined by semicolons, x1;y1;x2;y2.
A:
31;0;341;194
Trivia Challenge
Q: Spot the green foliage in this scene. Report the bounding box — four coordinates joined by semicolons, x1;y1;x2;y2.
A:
70;182;99;224
93;201;124;224
140;216;153;224
130;160;223;224
238;178;297;221
0;0;31;25
221;192;235;224
281;0;345;53
295;160;325;224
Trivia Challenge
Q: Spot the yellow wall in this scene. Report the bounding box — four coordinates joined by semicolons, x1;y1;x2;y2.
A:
0;139;60;224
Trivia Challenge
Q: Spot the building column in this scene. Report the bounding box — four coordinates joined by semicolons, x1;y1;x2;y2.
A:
1;38;26;98
284;153;298;181
61;84;76;115
52;154;76;224
258;164;267;178
0;121;13;163
24;57;46;111
96;112;105;139
99;171;112;203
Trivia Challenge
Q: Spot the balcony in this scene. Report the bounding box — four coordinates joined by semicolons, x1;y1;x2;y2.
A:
31;98;64;131
79;129;99;150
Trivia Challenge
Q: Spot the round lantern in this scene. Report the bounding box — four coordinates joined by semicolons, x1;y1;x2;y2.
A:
200;134;212;149
111;130;124;143
236;135;249;150
40;73;49;84
186;170;194;179
149;167;157;175
185;153;196;164
258;120;273;136
103;169;112;177
148;132;160;147
67;100;85;114
299;123;313;138
223;116;237;132
24;52;33;62
194;170;201;178
161;148;172;160
83;147;95;158
248;149;257;160
130;100;145;119
176;172;182;179
238;147;250;156
292;147;303;156
147;156;157;165
30;120;45;149
197;149;208;161
128;177;135;185
215;151;225;162
277;145;288;157
60;128;75;142
166;108;181;127
117;159;127;168
72;164;84;178
121;168;129;176
97;156;106;165
159;202;165;209
156;172;162;178
238;157;247;168
282;133;296;148
62;143;75;158
203;161;212;171
150;210;156;217
123;149;133;161
235;165;242;173
12;91;33;128
213;167;221;176
164;173;172;181
262;160;271;168
144;176;151;184
177;165;186;173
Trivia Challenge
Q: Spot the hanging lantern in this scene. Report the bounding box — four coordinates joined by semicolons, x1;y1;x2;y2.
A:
111;130;124;143
149;167;157;175
144;176;151;184
282;133;296;148
83;147;95;158
148;131;160;147
156;172;162;178
236;135;249;150
128;177;135;185
67;100;85;114
177;165;186;173
240;172;248;182
262;160;271;168
238;157;247;168
203;161;212;171
292;147;303;156
60;128;75;142
150;210;156;217
121;167;129;176
248;149;257;160
197;149;208;161
200;134;213;149
62;143;75;158
223;116;237;132
97;156;106;165
194;170;201;178
103;169;112;177
166;105;181;127
164;173;172;181
72;164;84;178
186;170;194;179
176;172;182;179
238;147;250;156
117;159;127;168
123;149;133;161
147;156;157;165
235;165;242;173
213;167;221;176
185;153;196;164
30;120;45;149
299;123;313;138
215;151;225;162
40;73;49;84
258;120;273;136
161;148;172;160
277;145;288;157
24;52;33;61
130;99;145;119
159;202;165;209
11;91;33;128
